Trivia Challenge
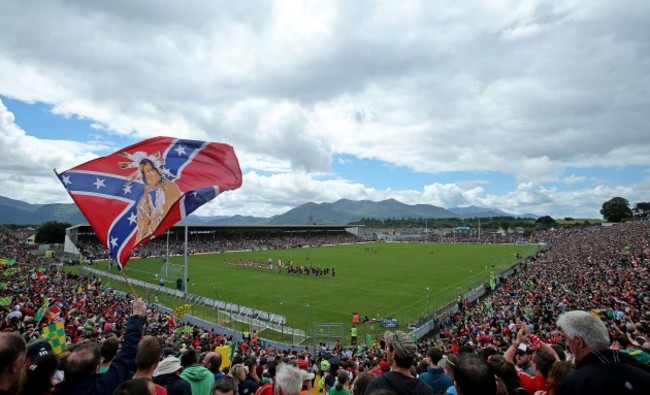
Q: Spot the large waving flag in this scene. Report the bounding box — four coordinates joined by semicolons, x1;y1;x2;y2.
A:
57;137;242;268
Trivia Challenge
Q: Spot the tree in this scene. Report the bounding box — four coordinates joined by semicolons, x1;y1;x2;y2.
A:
632;202;650;220
535;215;557;228
600;197;632;222
35;221;71;244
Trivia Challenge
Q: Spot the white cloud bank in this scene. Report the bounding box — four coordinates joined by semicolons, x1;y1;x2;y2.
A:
0;0;649;219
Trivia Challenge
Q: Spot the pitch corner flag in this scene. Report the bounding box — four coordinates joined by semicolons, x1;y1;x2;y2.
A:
56;137;242;269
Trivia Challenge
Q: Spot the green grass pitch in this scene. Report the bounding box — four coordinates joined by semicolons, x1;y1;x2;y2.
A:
114;242;538;337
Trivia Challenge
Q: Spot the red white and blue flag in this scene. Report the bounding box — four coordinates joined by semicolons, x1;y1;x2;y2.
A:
57;136;242;269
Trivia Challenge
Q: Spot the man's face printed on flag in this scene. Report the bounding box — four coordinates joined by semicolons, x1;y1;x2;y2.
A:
140;159;163;187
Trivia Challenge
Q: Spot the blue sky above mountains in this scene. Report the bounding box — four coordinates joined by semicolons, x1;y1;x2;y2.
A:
0;1;648;219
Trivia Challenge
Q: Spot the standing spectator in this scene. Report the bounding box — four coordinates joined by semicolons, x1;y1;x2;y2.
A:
505;322;559;394
133;336;166;395
230;364;257;395
364;330;433;395
557;310;650;395
351;372;373;395
513;347;534;377
153;356;192;395
19;354;58;395
113;377;157;395
203;352;224;380
25;340;53;366
98;337;119;374
486;355;523;395
53;297;147;395
419;348;452;393
539;361;573;395
0;332;27;395
273;364;302;395
299;370;314;395
180;350;215;395
452;353;496;395
329;370;350;395
212;376;238;395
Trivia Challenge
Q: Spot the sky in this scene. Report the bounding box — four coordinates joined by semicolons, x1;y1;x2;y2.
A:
0;0;649;219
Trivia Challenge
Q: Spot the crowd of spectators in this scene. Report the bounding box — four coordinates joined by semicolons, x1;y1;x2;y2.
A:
76;231;360;261
1;221;650;395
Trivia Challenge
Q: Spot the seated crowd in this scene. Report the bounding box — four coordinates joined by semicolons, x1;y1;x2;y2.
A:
76;231;360;261
1;222;649;395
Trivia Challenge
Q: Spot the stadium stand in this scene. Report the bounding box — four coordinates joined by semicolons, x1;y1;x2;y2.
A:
1;222;649;394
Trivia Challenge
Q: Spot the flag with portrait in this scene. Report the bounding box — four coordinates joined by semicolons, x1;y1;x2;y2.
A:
56;136;242;268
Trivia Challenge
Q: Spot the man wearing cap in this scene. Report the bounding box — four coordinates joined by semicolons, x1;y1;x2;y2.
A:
324;356;340;392
364;330;433;395
25;340;53;365
513;344;534;376
153;356;192;395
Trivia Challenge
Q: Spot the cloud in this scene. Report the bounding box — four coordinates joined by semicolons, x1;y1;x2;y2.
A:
0;100;111;203
0;1;648;219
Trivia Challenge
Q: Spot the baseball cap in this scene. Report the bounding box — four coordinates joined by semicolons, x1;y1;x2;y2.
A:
26;340;53;361
384;330;416;359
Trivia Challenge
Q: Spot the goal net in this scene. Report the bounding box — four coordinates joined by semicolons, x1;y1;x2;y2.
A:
158;261;185;286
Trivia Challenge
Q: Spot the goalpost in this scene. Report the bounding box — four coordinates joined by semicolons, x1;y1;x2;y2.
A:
158;260;185;286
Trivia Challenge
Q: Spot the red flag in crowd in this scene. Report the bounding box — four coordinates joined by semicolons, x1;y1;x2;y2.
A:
57;136;242;268
44;305;62;323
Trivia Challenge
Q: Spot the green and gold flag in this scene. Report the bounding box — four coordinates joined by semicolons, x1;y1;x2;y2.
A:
34;299;51;324
173;304;192;318
41;321;66;354
0;295;12;306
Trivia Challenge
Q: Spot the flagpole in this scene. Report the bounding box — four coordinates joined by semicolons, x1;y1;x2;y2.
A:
120;271;139;298
184;217;188;296
165;230;170;278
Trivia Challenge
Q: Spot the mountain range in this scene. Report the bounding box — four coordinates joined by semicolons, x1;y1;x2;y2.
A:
0;195;536;226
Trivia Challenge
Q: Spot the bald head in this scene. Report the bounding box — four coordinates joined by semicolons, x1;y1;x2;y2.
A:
203;352;222;373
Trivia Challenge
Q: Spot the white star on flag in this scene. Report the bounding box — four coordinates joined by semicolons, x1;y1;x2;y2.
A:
128;212;137;224
62;175;71;185
110;236;118;248
93;178;106;189
122;184;132;195
174;145;187;156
